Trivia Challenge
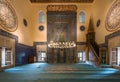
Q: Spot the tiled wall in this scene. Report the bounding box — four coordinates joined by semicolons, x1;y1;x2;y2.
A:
15;43;35;66
0;29;36;66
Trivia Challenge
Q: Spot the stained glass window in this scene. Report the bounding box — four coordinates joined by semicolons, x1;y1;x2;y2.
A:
0;0;17;32
39;11;45;23
79;11;86;23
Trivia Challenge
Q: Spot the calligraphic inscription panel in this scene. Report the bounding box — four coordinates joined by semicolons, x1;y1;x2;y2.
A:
47;5;77;12
106;0;120;31
30;0;94;3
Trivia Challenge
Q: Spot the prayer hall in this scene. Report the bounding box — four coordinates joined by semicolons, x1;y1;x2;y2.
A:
0;0;120;82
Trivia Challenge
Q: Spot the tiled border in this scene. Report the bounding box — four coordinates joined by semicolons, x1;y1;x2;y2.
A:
0;29;18;42
105;30;120;44
0;29;34;48
33;42;47;48
99;30;120;47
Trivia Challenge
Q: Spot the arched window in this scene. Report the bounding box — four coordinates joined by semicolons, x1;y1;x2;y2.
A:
79;11;86;23
39;11;45;23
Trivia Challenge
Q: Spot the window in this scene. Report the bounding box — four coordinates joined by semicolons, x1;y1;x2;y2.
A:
79;11;86;23
101;49;107;64
39;11;45;23
111;47;120;66
78;51;86;62
111;48;117;65
1;47;13;67
1;47;6;66
78;52;83;61
117;47;120;66
38;51;46;62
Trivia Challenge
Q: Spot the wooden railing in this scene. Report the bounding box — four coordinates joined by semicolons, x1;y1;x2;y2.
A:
91;42;99;56
88;42;101;66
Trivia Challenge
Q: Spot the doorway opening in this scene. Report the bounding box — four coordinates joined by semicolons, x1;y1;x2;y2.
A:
78;51;86;62
1;47;13;67
38;51;46;62
110;47;120;66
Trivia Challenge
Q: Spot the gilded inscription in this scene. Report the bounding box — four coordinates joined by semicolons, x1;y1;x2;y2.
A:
30;0;94;3
47;5;77;12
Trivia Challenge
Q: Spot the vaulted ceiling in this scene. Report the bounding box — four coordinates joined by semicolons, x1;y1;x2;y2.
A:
30;0;94;3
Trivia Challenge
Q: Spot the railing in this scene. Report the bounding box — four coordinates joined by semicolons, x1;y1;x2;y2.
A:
91;42;99;56
88;42;101;66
